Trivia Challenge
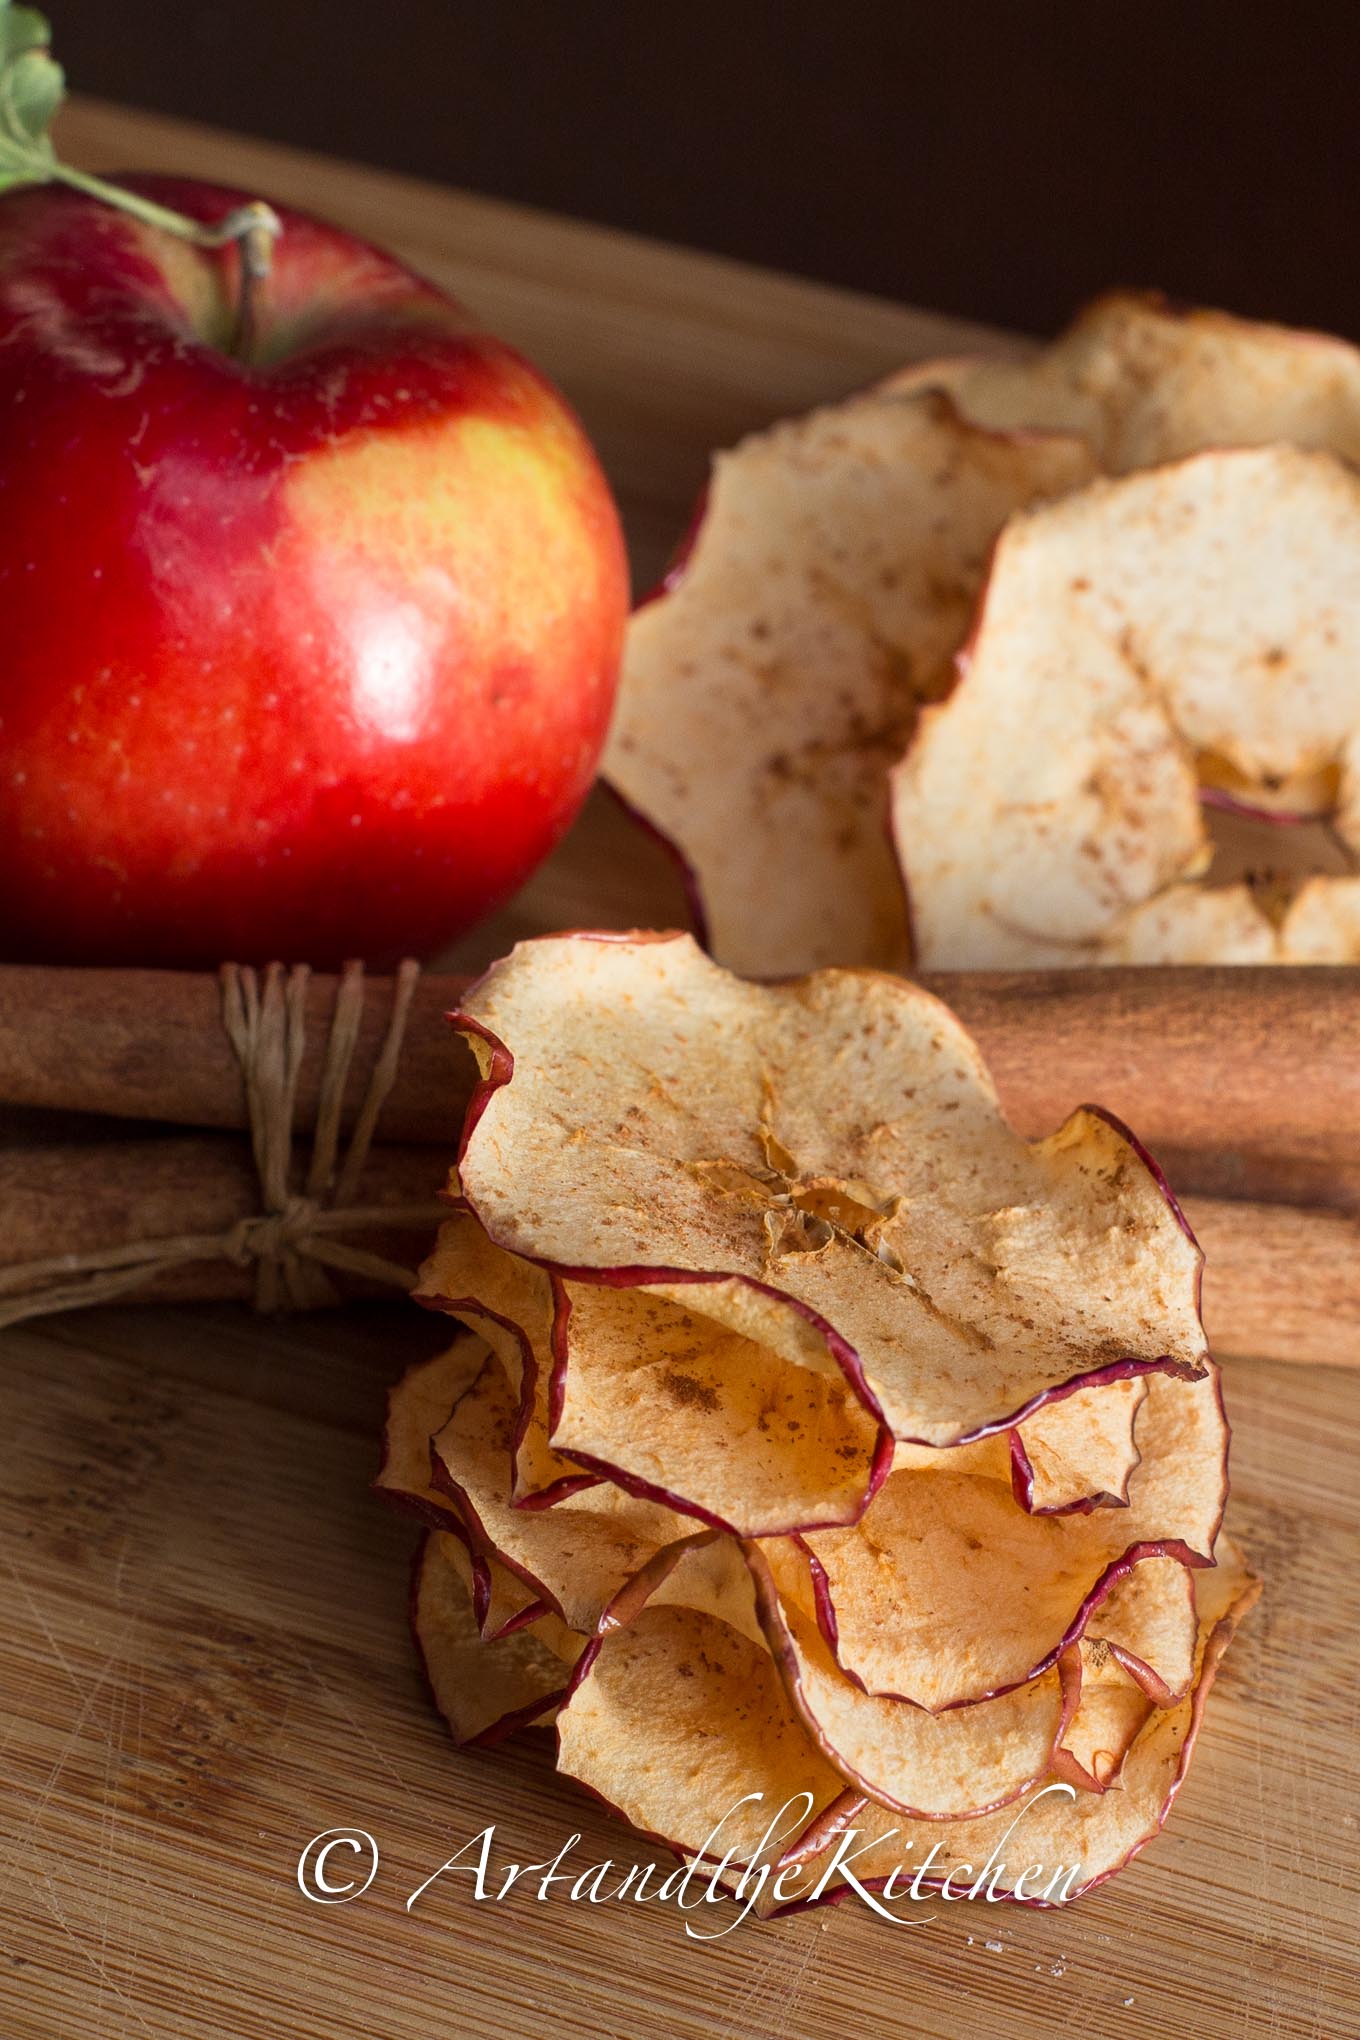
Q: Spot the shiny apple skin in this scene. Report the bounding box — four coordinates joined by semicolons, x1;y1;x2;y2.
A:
0;175;629;967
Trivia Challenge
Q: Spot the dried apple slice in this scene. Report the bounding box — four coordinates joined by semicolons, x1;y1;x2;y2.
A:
746;1542;1079;1819
375;1341;486;1530
800;1367;1226;1711
1052;1643;1154;1793
772;1538;1259;1911
411;1533;577;1747
1282;873;1360;960
890;290;1360;472
1011;1376;1148;1514
1089;1553;1198;1706
603;389;1094;974
430;1348;686;1633
550;1279;890;1536
377;1342;558;1639
454;931;1207;1447
417;1208;597;1508
555;1536;847;1868
894;446;1360;966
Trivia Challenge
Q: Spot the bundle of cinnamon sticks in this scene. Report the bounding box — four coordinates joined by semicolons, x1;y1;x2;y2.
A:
1;960;1356;1367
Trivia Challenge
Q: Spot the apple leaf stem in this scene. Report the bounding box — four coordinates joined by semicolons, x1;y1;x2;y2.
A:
0;1;281;357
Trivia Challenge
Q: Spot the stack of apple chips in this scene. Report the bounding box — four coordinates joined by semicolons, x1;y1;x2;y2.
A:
380;932;1257;1909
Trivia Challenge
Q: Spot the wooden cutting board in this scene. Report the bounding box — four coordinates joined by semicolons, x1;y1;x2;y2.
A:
1;96;1354;2040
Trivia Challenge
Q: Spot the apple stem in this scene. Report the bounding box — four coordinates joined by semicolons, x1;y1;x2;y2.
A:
228;207;280;361
49;163;281;359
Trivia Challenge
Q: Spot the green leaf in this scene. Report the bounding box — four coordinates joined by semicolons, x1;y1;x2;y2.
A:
6;44;59;139
0;2;60;186
0;7;53;66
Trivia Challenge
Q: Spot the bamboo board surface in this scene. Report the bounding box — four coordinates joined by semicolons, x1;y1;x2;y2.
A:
0;96;1354;2040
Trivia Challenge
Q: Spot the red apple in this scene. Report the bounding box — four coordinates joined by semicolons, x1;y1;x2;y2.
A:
0;174;629;966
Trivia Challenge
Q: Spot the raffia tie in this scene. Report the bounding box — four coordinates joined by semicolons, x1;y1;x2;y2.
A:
0;959;446;1329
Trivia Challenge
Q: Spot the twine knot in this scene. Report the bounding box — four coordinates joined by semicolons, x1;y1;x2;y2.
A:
224;1194;329;1306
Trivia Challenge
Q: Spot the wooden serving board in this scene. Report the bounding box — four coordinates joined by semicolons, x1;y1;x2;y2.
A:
0;97;1354;2040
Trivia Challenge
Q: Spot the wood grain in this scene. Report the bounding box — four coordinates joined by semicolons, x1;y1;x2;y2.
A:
0;97;1355;2040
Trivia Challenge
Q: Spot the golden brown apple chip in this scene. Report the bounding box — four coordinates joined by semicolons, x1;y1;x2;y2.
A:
772;1539;1259;1910
376;1342;484;1529
1282;873;1360;960
604;390;1093;974
429;1349;686;1633
555;1537;847;1869
746;1542;1078;1819
417;1209;596;1506
411;1533;578;1746
1053;1644;1154;1793
1088;1554;1199;1705
889;291;1360;472
550;1280;889;1536
894;447;1360;966
1011;1377;1148;1513
798;1368;1225;1711
454;932;1206;1446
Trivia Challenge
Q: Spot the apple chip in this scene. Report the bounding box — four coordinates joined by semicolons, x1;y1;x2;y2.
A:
417;1208;597;1507
375;1341;485;1530
890;290;1360;472
556;1537;847;1867
1283;872;1360;961
894;446;1360;966
550;1280;890;1536
774;1540;1260;1910
1011;1376;1148;1514
1089;1553;1198;1706
411;1533;576;1746
1053;1644;1153;1793
604;389;1094;974
454;932;1207;1446
746;1543;1078;1818
801;1368;1225;1710
429;1348;686;1633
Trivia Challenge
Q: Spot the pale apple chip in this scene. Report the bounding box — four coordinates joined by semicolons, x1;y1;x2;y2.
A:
1052;1643;1154;1793
429;1347;686;1634
417;1208;597;1507
1011;1376;1148;1514
890;290;1360;472
436;1528;575;1651
1089;1553;1198;1706
798;1368;1226;1711
771;1538;1260;1910
378;1343;560;1638
1282;873;1360;960
746;1542;1079;1819
411;1533;577;1746
555;1536;847;1869
603;388;1094;975
375;1341;485;1530
550;1279;890;1536
894;446;1360;967
454;932;1207;1447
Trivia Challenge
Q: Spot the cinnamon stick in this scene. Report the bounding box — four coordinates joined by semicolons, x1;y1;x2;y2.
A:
1188;1196;1360;1370
2;1133;1353;1368
0;963;473;1146
0;1135;447;1312
1;965;1357;1209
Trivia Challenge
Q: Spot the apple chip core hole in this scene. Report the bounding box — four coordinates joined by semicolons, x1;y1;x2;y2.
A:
1197;780;1357;922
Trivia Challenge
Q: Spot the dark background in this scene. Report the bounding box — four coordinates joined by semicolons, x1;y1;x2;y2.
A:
60;1;1360;340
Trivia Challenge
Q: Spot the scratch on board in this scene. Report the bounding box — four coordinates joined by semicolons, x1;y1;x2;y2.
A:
715;1922;819;2040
